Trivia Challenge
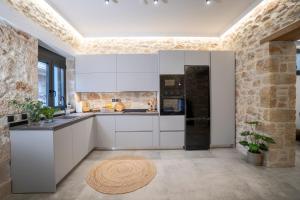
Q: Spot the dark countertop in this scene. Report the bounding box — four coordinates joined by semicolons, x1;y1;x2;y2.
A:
10;111;159;131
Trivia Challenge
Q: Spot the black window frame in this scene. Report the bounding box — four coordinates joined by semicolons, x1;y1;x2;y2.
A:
38;46;66;109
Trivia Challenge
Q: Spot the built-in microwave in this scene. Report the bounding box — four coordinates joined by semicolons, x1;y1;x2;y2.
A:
160;75;185;115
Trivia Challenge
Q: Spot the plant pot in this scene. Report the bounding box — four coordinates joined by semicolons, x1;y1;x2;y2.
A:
247;151;263;166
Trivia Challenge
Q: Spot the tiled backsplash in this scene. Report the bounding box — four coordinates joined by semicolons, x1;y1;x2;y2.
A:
76;92;157;111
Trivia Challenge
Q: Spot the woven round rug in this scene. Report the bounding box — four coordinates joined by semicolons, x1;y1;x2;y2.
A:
86;155;156;194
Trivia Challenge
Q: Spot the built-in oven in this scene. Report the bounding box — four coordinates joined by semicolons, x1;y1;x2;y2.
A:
160;75;185;115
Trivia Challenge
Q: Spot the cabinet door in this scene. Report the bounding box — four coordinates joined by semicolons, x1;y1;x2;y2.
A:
185;51;210;66
115;132;153;149
76;73;116;92
160;131;184;149
115;116;153;132
159;51;184;74
210;51;235;147
160;116;185;131
95;116;115;149
117;73;159;91
54;126;73;184
76;55;116;73
117;54;158;73
72;118;94;165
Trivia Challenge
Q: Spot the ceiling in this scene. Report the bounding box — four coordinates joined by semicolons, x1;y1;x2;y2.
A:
45;0;262;38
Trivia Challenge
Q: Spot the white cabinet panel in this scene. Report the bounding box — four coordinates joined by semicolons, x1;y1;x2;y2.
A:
160;131;184;148
95;116;115;149
159;51;185;74
76;55;116;73
160;116;185;131
72;118;94;165
115;116;153;132
210;51;235;147
117;73;158;91
76;73;116;92
185;51;210;66
117;54;158;73
54;127;73;184
152;116;159;147
116;132;153;149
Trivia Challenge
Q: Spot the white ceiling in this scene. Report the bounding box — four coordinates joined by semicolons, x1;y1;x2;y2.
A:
46;0;262;37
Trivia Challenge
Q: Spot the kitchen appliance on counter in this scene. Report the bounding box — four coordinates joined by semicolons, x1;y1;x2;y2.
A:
184;65;210;150
160;75;185;115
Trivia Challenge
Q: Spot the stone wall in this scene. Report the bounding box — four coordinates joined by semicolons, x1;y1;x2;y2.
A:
222;0;300;167
0;20;38;198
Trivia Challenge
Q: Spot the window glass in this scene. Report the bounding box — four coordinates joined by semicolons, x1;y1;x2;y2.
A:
54;65;65;107
297;50;300;71
38;61;49;106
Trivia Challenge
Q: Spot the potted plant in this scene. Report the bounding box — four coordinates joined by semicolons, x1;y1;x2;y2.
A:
9;98;43;125
239;121;275;166
41;106;58;123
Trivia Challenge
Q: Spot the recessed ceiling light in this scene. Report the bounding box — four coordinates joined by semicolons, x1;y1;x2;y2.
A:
105;0;109;5
206;0;211;5
154;0;158;5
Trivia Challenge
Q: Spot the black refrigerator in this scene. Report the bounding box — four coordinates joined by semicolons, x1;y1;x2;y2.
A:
184;65;210;150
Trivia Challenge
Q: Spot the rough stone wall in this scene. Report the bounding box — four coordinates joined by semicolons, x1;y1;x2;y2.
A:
222;0;300;167
0;20;38;198
79;37;221;54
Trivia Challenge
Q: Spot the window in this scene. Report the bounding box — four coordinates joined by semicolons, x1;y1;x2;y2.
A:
38;46;66;108
297;49;300;75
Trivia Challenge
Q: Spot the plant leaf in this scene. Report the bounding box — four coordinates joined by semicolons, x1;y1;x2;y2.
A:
239;141;249;146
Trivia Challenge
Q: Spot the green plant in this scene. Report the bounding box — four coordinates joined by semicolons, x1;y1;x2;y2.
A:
239;121;275;154
9;98;43;123
41;106;58;120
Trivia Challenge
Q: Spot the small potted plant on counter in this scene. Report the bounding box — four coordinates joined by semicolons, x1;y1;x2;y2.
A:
41;106;58;123
9;98;43;125
239;121;275;166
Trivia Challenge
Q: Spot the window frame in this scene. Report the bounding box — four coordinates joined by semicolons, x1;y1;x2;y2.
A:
297;49;300;75
38;46;66;108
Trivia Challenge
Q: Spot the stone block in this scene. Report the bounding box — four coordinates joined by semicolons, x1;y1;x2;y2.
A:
263;109;295;122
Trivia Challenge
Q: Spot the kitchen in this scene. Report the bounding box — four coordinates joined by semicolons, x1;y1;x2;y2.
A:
1;0;300;199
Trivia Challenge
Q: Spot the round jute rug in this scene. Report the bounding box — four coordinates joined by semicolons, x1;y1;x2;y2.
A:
86;155;156;194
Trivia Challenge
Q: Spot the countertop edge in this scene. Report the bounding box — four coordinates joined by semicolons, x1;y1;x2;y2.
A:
9;112;160;131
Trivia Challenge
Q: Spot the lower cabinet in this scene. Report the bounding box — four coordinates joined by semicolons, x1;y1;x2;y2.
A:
54;126;73;184
95;116;116;149
160;116;185;149
115;131;153;149
72;118;94;165
160;131;185;149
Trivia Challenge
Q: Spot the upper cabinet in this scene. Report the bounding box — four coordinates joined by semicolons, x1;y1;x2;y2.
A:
159;51;185;74
117;54;158;73
159;51;211;74
184;51;210;66
76;55;117;73
117;73;158;91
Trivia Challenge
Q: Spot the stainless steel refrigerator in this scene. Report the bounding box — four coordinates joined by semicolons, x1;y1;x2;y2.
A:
184;65;210;150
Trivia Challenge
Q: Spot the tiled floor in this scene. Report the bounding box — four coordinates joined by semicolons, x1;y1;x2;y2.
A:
6;142;300;200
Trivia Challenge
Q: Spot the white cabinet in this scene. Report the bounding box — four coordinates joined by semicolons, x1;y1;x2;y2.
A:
117;54;158;73
76;55;117;73
76;73;116;92
116;132;153;149
159;51;185;74
160;131;185;148
185;51;210;66
160;116;185;149
95;116;115;149
54;126;73;184
72;118;94;165
117;73;159;91
115;116;158;149
210;51;235;147
115;116;153;131
160;116;185;131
